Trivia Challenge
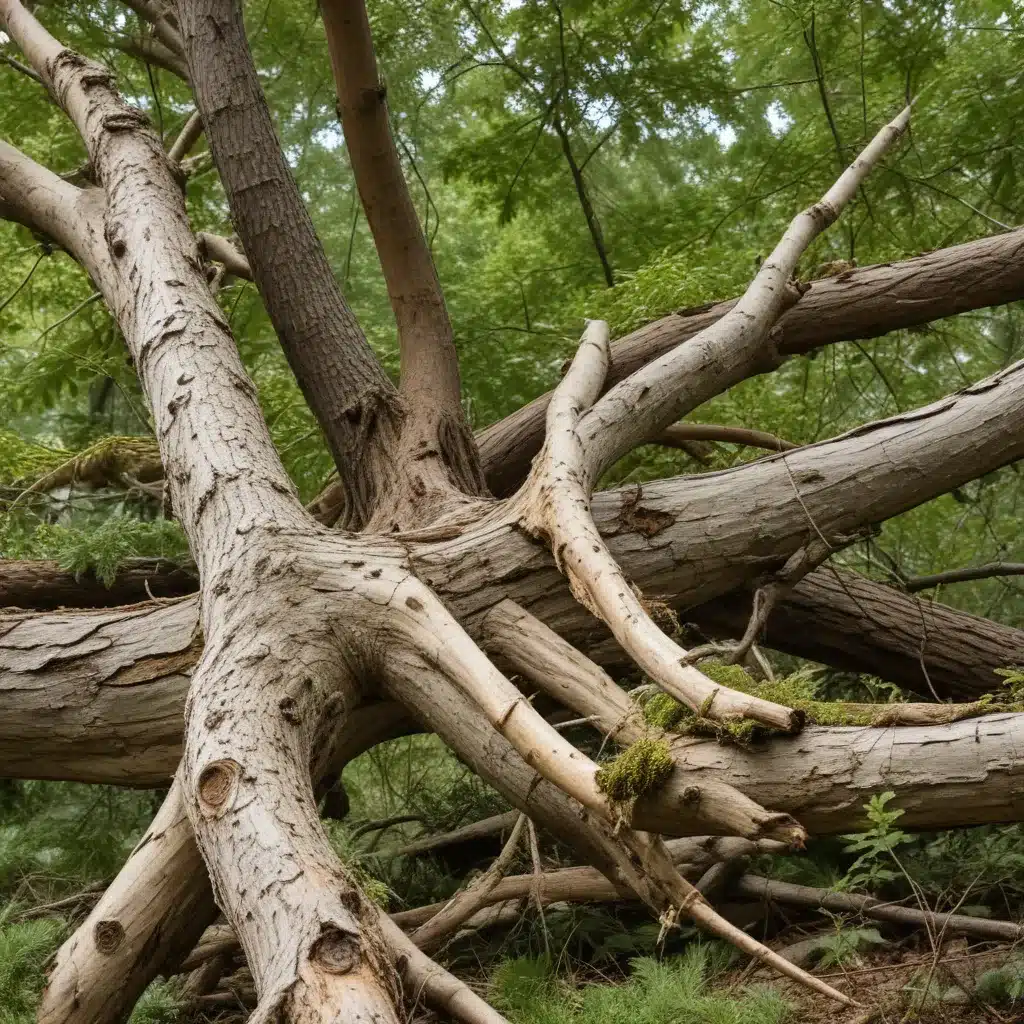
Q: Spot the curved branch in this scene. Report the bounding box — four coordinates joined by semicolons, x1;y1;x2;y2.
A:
519;321;802;733
167;108;203;163
658;422;798;453
575;107;911;484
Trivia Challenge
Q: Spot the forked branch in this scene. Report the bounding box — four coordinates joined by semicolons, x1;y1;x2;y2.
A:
575;105;912;481
518;320;803;733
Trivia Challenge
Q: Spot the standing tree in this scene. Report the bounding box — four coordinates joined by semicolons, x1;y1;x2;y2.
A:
2;0;1024;1020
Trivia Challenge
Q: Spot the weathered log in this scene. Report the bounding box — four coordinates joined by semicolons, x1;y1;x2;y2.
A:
0;558;195;610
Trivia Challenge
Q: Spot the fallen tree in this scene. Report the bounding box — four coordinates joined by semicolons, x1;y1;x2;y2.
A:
1;0;1023;1020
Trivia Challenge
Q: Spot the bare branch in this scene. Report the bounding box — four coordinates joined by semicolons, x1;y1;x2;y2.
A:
196;230;252;280
377;912;511;1024
481;599;806;844
167;108;204;163
575;107;912;483
479;222;1024;499
519;321;803;732
658;422;798;453
115;35;190;80
379;639;855;1004
903;561;1024;592
736;874;1024;944
410;813;527;953
0;140;96;259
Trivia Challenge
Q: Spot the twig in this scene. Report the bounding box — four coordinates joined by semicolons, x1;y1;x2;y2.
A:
903;562;1024;593
410;813;527;953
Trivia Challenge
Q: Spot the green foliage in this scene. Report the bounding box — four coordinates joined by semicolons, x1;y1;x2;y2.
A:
838;793;915;891
3;516;188;584
813;926;888;969
127;981;185;1024
490;948;790;1024
594;738;674;804
0;918;65;1023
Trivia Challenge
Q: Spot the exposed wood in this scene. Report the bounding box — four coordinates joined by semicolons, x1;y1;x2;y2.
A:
574;108;911;484
518;322;804;734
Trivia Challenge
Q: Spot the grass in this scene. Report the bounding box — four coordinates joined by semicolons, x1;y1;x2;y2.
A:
491;946;790;1024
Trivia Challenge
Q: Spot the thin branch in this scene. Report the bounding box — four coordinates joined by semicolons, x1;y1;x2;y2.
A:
903;561;1024;593
658;423;798;454
575;105;912;483
167;109;204;163
410;813;527;953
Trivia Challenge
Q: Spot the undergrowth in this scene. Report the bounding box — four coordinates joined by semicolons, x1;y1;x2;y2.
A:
490;946;790;1024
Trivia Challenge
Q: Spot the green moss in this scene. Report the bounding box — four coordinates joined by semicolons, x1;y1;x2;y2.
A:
639;691;687;730
595;738;674;804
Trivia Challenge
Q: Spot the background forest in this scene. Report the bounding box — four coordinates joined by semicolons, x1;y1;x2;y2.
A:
2;0;1024;1020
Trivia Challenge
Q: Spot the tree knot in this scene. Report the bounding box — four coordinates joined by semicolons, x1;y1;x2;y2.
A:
197;758;241;818
93;918;125;954
309;923;360;975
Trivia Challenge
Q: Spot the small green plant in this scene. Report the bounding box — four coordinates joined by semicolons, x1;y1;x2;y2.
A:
814;926;888;968
0;918;66;1023
128;980;186;1024
838;792;916;891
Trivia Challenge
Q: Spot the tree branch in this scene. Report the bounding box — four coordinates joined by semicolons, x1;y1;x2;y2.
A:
518;321;803;732
658;422;798;454
320;0;484;502
478;227;1024;496
902;561;1024;592
574;107;911;485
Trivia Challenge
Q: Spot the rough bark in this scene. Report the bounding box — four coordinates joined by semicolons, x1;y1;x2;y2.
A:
688;568;1023;702
39;781;216;1024
0;558;195;609
478;226;1024;496
178;0;405;530
0;3;405;1017
573;110;911;485
3;1;1024;1014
